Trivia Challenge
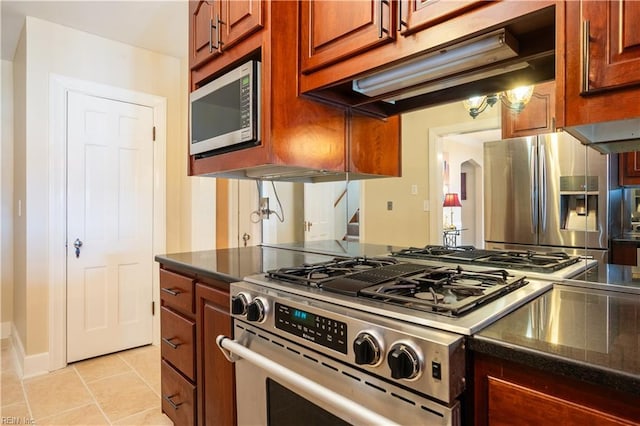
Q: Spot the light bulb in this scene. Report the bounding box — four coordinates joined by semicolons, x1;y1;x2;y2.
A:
504;85;534;112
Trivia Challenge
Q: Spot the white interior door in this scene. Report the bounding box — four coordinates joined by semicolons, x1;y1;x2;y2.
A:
303;182;343;241
66;91;154;363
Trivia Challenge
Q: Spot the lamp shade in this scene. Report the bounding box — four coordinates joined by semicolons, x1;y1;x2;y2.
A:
443;193;462;207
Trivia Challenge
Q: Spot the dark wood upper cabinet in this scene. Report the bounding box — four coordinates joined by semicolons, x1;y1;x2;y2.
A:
398;0;485;35
220;0;263;51
582;0;640;93
189;0;400;179
502;81;556;139
190;1;220;68
562;0;640;128
619;151;640;186
189;0;263;69
300;0;394;74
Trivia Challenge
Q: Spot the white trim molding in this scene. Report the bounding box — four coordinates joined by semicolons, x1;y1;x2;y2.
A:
11;323;48;379
49;74;167;371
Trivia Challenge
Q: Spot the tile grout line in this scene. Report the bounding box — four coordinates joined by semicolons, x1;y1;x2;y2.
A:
71;365;114;425
117;349;162;399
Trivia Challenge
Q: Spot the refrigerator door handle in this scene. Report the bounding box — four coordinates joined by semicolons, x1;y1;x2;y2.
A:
539;142;547;233
530;146;538;234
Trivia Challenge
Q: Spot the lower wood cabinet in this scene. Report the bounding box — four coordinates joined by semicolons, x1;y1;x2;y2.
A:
161;360;196;425
196;283;236;426
159;266;236;426
610;240;638;266
472;352;640;425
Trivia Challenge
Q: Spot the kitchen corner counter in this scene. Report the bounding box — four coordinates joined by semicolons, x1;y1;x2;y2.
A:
469;284;640;396
155;246;336;283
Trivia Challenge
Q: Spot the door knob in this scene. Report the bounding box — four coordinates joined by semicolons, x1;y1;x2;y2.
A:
73;238;83;258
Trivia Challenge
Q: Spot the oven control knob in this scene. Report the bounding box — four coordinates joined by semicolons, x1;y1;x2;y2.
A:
231;293;250;315
246;298;268;322
353;333;381;365
387;343;420;380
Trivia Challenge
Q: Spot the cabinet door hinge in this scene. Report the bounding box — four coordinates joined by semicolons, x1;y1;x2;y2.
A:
152;126;156;141
152;301;155;316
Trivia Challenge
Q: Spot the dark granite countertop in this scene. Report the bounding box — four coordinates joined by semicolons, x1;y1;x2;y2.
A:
155;246;337;283
612;233;640;243
471;284;640;396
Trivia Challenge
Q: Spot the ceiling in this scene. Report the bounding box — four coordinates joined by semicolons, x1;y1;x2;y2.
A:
1;1;188;61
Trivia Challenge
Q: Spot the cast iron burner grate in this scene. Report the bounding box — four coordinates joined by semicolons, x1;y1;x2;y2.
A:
359;266;527;316
392;246;581;273
266;256;401;288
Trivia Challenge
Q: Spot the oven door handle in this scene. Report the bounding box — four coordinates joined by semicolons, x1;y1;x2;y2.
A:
216;335;401;426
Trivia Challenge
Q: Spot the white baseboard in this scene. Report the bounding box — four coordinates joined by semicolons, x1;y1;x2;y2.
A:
11;324;49;379
1;321;11;339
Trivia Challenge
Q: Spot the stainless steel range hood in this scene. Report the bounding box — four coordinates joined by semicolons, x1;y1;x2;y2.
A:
565;118;640;154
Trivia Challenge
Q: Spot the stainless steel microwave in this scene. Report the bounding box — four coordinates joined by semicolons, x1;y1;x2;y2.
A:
190;60;260;156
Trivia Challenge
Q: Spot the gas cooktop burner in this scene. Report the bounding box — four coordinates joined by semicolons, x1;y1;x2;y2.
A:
268;257;528;317
392;246;581;273
359;266;527;316
267;256;400;287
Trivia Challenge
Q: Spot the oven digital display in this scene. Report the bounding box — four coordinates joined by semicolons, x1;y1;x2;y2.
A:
291;309;315;327
275;303;347;354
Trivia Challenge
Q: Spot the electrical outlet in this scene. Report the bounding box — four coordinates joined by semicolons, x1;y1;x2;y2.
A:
260;197;270;220
411;184;418;195
387;201;393;211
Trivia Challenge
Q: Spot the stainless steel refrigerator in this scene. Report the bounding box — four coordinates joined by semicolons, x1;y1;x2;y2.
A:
483;132;621;264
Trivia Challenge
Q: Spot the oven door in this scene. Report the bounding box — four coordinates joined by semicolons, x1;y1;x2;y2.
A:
218;321;460;426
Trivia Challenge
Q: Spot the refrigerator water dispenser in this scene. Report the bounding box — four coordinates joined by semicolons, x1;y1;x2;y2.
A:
560;176;599;231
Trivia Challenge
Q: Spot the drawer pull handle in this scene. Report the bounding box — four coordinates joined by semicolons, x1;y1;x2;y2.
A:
163;394;182;410
161;287;181;296
162;337;180;349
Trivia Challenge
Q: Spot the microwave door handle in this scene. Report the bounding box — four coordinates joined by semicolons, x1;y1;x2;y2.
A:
217;336;401;426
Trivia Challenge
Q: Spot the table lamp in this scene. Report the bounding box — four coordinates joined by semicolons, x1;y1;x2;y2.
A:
443;193;462;229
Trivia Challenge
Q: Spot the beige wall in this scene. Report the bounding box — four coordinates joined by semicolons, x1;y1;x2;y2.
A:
2;59;15;335
12;28;27;348
11;16;207;357
361;102;499;246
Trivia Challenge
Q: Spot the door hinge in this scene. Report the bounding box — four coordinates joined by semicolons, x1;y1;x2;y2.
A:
152;301;155;316
152;126;156;141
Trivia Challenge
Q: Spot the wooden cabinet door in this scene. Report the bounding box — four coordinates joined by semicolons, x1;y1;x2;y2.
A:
190;0;221;69
581;0;640;93
502;81;556;139
610;240;638;266
300;0;394;73
196;284;235;426
220;0;263;50
487;377;634;426
619;152;640;185
398;0;484;35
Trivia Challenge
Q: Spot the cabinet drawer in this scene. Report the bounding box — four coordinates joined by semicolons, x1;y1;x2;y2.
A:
161;360;196;426
161;307;196;380
160;269;195;314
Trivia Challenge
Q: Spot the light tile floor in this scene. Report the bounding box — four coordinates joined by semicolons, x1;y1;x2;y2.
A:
0;338;173;425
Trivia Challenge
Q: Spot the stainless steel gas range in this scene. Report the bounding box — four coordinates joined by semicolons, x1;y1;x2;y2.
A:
217;256;553;425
